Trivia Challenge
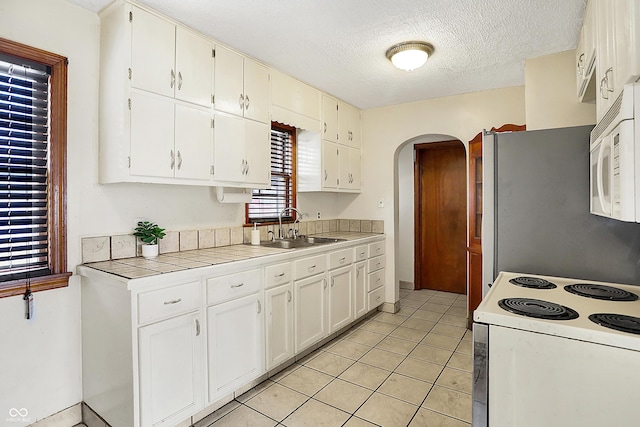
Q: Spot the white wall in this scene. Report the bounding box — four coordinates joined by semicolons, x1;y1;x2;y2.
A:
343;86;527;305
525;50;596;130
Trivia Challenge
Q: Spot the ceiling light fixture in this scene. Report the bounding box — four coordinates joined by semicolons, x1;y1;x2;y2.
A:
385;41;434;71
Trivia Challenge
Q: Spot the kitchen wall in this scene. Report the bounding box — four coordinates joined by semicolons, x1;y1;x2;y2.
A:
525;50;596;130
341;86;527;304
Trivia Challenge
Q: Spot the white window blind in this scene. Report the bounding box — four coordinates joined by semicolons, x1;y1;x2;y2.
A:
247;123;296;223
0;55;51;281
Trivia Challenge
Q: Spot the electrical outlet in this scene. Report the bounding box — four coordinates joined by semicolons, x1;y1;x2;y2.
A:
317;211;321;219
378;198;385;208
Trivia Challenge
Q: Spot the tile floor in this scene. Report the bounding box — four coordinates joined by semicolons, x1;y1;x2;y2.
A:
197;288;472;427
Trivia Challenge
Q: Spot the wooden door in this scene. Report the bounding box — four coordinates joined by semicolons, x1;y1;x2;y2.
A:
467;134;483;327
415;141;466;293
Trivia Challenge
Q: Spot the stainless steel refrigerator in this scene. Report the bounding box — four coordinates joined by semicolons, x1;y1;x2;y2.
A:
481;125;640;297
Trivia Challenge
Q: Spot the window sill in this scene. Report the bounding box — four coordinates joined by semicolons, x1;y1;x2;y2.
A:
0;272;72;299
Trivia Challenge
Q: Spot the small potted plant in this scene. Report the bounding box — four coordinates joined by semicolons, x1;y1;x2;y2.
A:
133;220;166;259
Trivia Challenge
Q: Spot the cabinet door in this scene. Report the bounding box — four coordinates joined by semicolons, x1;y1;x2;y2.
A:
322;141;339;189
174;104;213;181
213;113;245;184
294;274;327;353
130;6;175;98
244;120;271;187
596;0;617;121
329;265;354;333
349;147;361;190
130;92;175;178
207;293;264;403
138;312;203;427
349;106;361;148
322;95;338;143
265;283;294;370
338;100;350;146
243;58;270;123
175;27;213;107
354;262;367;319
214;45;244;117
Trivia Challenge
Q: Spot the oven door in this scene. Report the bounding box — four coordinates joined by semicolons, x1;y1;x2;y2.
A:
472;323;488;427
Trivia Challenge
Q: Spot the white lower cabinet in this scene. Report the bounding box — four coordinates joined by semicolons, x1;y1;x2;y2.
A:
354;261;367;319
328;265;354;332
265;282;294;370
138;312;204;427
294;273;328;353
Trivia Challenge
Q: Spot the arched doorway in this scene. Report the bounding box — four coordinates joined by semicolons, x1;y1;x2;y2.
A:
414;140;466;293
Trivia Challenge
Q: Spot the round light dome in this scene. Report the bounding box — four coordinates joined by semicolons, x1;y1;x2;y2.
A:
386;42;434;71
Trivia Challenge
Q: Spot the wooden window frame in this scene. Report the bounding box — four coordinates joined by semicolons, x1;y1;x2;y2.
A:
0;38;71;298
245;122;297;226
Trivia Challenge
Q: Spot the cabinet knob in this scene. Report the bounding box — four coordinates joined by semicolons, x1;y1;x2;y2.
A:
170;150;175;170
170;69;175;89
177;151;182;170
239;93;245;110
195;318;200;336
245;94;250;110
177;71;183;90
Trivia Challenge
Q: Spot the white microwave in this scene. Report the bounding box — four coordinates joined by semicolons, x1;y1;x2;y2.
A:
590;119;636;221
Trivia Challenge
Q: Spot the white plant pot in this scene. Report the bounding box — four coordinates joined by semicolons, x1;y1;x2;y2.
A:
141;244;159;259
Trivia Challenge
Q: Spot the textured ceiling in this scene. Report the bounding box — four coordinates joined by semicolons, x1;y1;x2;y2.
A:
65;0;588;109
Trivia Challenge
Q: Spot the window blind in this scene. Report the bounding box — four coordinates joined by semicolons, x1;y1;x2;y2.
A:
0;56;51;281
247;125;295;223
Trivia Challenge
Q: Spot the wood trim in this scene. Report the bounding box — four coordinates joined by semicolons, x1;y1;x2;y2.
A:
0;38;71;299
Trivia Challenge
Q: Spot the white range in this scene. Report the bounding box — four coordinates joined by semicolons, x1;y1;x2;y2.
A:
473;271;640;427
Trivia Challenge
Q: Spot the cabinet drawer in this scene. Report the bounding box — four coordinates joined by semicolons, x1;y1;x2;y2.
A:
329;248;354;270
368;241;385;257
368;255;385;273
355;245;368;262
368;268;385;292
294;254;327;280
138;280;201;324
368;286;385;311
207;269;262;305
265;262;292;289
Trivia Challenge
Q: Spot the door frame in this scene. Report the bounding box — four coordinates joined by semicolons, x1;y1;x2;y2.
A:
413;140;466;291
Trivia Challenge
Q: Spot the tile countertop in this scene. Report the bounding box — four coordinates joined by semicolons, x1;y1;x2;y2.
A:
79;232;382;281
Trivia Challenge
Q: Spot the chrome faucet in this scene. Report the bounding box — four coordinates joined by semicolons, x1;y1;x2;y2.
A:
278;207;302;239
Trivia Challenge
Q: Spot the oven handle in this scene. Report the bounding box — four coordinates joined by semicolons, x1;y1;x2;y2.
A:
473;323;489;427
596;137;612;215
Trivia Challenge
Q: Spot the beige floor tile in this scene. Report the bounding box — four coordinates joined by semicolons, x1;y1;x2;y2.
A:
389;326;428;342
411;309;443;322
433;291;460;301
236;380;276;403
422;386;472;423
435;368;472;394
358;319;398;335
451;299;467;309
278;365;334;396
401;317;437;332
245;383;308;422
446;353;472;372
396;307;417;317
194;400;241;427
403;292;432;302
281;399;350;427
375;336;417;356
355;392;418;427
395;357;444;383
401;299;425;309
210;405;277;427
462;330;472;341
303;351;355;376
338;362;392;390
446;307;467;318
378;373;433;405
327;339;372;360
455;340;472;355
429;297;454;306
345;328;386;347
359;348;405;371
431;323;467;340
421;332;461;351
409;408;471;426
439;314;467;328
314;379;373;413
373;312;407;325
421;303;449;314
343;416;379;427
270;363;302;382
409;345;454;366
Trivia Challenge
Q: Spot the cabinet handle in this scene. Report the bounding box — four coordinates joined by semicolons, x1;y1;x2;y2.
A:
324;122;327;134
360;252;365;257
308;265;316;272
577;53;585;77
377;277;381;283
257;300;262;314
356;269;359;277
230;283;244;288
600;77;609;100
339;257;346;264
324;170;328;181
170;69;175;88
287;290;292;302
163;298;182;305
170;150;175;169
377;248;381;253
275;272;286;278
239;93;245;110
323;278;327;289
376;295;381;301
195;318;200;336
177;151;182;170
605;67;614;93
331;277;335;286
245;161;249;175
245;94;250;110
178;71;183;90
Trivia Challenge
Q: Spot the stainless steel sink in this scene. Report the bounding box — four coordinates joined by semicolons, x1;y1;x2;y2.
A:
260;236;346;249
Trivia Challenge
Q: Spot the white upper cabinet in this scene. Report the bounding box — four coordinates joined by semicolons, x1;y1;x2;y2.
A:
576;0;596;101
322;95;339;143
130;6;213;108
338;101;361;148
214;45;270;124
270;69;321;132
